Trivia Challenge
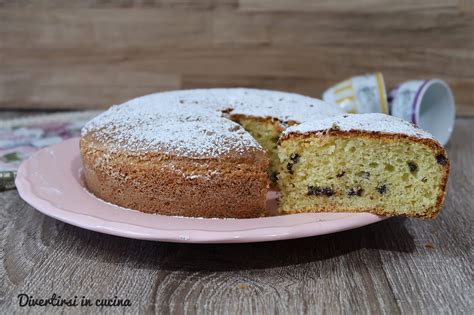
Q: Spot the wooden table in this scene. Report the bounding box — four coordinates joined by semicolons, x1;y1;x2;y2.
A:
0;112;472;314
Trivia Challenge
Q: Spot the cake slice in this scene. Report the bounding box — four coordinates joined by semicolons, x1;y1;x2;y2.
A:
277;113;450;218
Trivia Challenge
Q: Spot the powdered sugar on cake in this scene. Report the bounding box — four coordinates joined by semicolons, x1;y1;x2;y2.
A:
119;88;345;124
198;88;344;123
82;101;262;158
82;88;345;157
284;113;435;140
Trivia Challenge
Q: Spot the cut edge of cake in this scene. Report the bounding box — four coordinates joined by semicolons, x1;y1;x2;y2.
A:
277;113;450;219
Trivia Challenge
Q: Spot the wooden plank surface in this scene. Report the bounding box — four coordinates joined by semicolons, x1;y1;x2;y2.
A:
0;0;473;114
0;114;472;314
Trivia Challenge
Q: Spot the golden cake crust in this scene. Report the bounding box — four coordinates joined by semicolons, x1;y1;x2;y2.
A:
80;133;269;218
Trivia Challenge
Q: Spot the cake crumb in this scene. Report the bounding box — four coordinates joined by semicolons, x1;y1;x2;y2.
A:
330;122;341;131
425;242;435;249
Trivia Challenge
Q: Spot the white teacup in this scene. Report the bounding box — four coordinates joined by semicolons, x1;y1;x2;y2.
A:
322;72;389;114
388;79;455;145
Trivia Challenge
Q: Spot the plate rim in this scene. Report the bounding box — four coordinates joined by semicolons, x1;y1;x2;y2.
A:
15;138;385;243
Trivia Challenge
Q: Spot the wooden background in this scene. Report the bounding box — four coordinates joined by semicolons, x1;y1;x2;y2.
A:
0;0;473;115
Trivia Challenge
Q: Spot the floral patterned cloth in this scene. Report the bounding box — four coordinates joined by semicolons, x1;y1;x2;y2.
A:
0;111;101;191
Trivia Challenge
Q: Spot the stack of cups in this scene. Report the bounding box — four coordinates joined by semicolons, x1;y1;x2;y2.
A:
322;73;456;145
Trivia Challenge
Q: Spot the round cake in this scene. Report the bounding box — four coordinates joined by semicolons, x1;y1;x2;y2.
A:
80;88;345;218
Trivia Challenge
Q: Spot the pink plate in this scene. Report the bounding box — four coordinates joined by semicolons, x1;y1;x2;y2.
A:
15;138;384;243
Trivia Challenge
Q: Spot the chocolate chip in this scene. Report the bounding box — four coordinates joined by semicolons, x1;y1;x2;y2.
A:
289;153;300;164
307;186;319;195
270;171;279;182
321;187;334;196
336;171;346;178
407;161;418;173
348;187;364;197
307;186;334;197
287;153;300;175
376;184;387;195
436;154;448;166
287;163;294;175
